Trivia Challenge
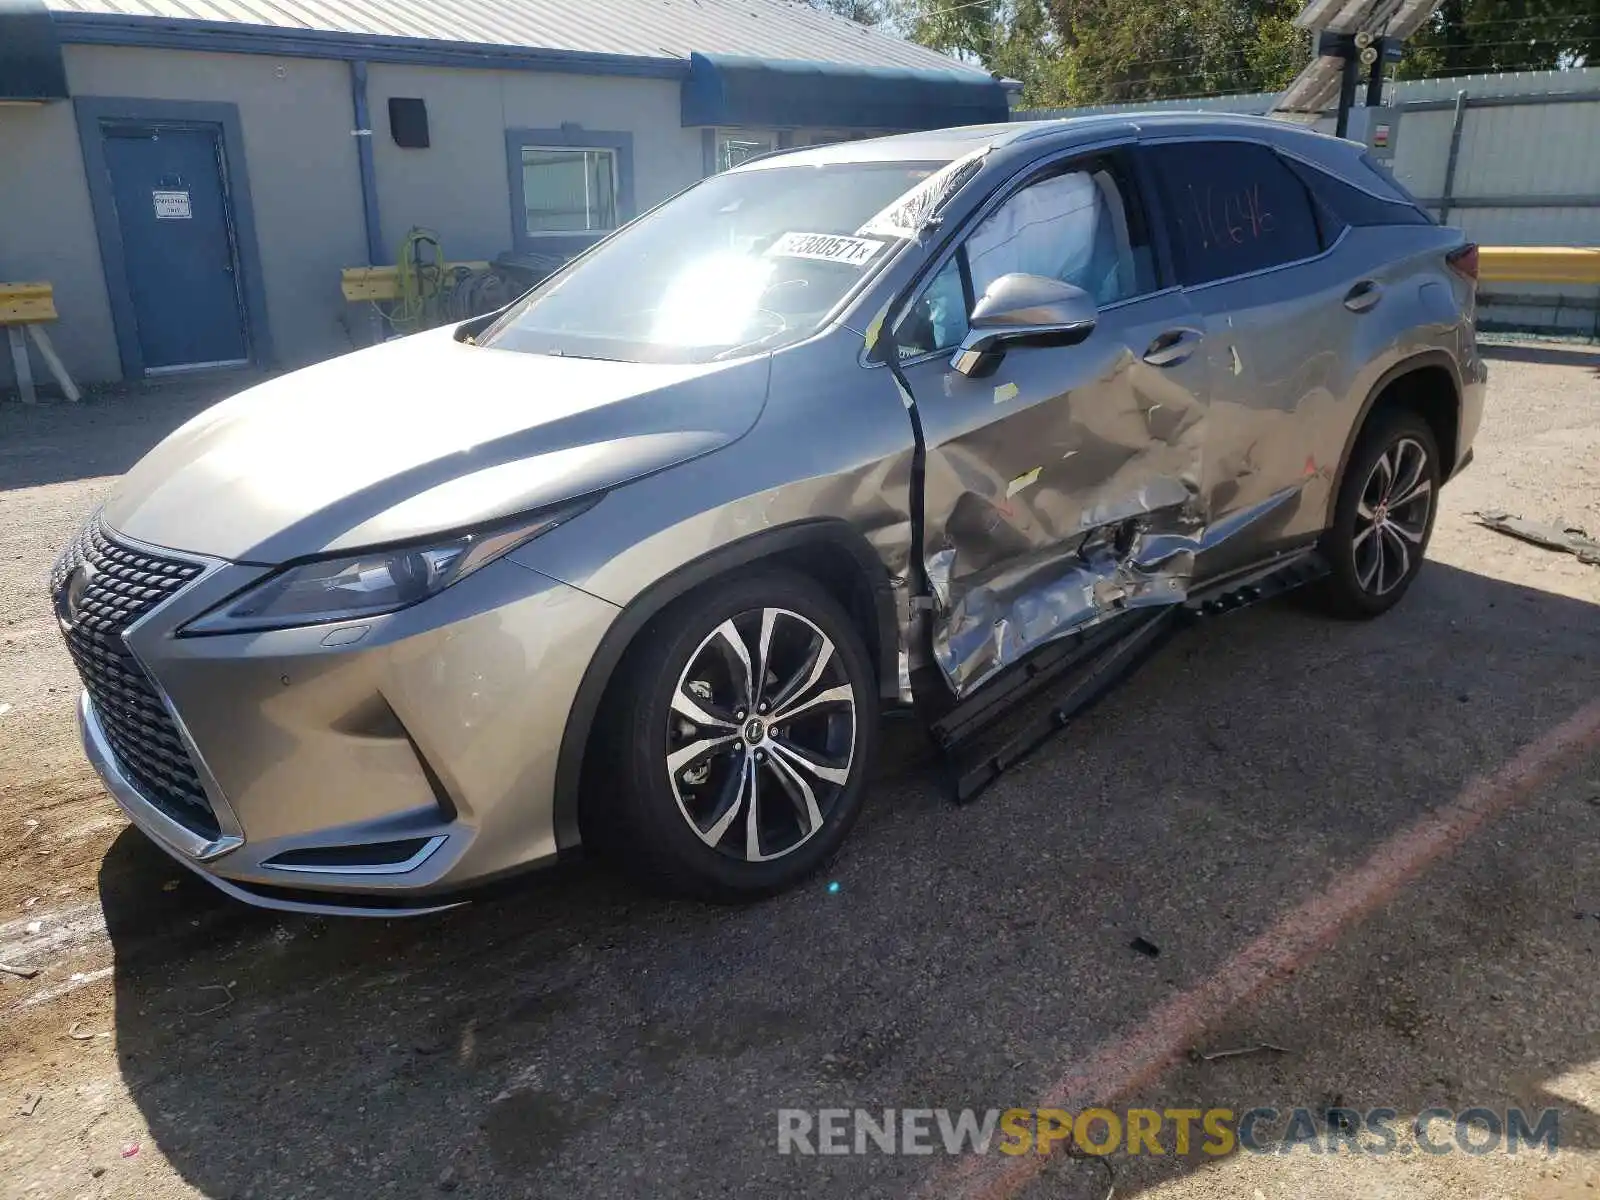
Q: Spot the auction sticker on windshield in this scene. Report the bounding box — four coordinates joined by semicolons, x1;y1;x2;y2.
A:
767;232;886;266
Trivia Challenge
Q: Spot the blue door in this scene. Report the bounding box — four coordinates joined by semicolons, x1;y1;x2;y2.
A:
102;124;249;372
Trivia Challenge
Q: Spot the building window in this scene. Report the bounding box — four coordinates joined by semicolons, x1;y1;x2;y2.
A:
520;146;618;234
505;127;634;256
717;130;776;171
800;131;860;148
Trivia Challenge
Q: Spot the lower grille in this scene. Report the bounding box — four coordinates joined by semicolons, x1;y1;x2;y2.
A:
51;516;218;838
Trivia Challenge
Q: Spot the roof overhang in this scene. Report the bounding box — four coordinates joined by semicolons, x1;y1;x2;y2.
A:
681;51;1009;130
0;0;69;101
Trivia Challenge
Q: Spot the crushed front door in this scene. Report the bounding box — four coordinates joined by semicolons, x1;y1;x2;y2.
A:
886;153;1213;696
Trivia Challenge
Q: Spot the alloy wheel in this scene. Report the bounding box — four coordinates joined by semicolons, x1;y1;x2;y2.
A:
1352;436;1433;596
666;607;856;862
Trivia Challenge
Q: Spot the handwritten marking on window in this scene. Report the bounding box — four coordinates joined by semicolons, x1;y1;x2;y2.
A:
1184;183;1277;250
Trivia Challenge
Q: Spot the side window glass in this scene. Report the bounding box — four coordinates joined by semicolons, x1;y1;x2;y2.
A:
892;255;968;359
966;170;1142;307
1149;141;1322;286
1283;155;1432;230
891;160;1150;360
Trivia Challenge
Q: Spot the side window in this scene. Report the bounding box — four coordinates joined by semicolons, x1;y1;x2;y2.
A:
1282;155;1433;230
1147;141;1322;286
893;255;970;360
892;158;1152;360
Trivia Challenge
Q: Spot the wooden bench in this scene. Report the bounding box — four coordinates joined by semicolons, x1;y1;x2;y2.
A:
1;282;79;404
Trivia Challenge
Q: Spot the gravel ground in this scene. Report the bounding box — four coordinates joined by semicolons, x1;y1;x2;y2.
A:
0;345;1597;1200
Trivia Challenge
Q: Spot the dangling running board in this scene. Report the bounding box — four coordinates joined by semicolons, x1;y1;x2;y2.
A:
925;549;1328;804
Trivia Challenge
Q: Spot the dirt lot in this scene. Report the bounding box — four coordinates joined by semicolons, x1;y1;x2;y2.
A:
1;345;1598;1200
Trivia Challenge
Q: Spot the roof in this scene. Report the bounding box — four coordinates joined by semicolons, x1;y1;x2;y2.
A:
756;110;1338;166
42;0;982;75
743;121;1019;167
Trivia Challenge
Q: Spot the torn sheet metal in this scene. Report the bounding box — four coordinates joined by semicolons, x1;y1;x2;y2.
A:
910;322;1205;696
1475;510;1600;565
929;483;1302;696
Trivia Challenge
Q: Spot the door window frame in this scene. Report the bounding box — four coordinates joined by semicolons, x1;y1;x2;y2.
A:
880;139;1173;370
1134;135;1352;294
73;96;274;379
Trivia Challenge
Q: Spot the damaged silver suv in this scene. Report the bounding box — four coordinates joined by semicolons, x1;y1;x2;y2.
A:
53;113;1484;915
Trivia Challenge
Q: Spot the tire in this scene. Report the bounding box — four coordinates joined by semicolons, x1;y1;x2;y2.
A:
1318;409;1441;619
592;569;878;902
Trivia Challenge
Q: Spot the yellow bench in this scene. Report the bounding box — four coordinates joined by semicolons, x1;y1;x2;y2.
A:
1;282;78;404
340;262;492;303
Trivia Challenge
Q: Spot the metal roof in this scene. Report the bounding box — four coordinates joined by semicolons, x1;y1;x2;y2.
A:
43;0;982;75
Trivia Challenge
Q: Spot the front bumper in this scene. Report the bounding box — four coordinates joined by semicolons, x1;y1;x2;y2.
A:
81;691;465;916
75;551;620;917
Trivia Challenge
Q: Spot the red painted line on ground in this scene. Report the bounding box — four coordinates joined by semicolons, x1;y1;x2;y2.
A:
925;696;1600;1200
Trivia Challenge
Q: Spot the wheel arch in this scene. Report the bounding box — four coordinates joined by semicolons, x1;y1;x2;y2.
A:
1325;349;1463;528
551;519;900;853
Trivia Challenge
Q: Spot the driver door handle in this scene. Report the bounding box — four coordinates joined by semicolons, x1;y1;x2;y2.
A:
1143;328;1202;367
1344;280;1383;312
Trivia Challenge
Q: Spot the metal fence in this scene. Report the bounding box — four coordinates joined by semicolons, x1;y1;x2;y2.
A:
1020;67;1600;337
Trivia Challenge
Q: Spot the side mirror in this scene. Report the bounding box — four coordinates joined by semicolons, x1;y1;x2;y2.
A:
951;274;1098;377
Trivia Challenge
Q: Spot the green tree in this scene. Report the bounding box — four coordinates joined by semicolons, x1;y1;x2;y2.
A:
1400;0;1597;78
896;0;1592;108
898;0;1309;107
897;0;1071;102
809;0;887;24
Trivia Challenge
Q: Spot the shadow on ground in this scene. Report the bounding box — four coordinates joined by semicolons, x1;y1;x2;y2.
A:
100;561;1600;1199
0;373;261;490
1480;341;1600;371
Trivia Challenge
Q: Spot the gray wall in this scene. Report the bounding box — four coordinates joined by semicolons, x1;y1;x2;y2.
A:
0;45;371;390
0;37;961;392
0;92;115;384
0;44;716;390
367;64;705;263
75;45;371;373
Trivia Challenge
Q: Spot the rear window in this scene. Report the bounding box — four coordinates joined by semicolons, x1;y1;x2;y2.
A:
1359;153;1432;211
1145;140;1323;287
1283;155;1432;233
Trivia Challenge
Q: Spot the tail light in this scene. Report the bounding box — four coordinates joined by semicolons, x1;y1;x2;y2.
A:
1446;243;1479;285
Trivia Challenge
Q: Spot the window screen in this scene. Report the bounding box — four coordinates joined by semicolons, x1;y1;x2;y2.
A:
521;147;617;234
1147;141;1322;286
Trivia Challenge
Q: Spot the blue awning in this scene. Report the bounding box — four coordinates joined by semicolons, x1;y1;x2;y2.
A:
0;0;69;101
681;51;1008;132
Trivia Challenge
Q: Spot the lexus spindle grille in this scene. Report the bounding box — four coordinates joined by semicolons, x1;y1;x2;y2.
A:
51;516;217;838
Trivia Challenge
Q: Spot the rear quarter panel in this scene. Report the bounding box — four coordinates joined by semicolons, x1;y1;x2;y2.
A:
1299;223;1475;536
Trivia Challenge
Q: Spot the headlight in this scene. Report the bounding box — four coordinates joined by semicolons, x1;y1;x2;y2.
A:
181;501;595;635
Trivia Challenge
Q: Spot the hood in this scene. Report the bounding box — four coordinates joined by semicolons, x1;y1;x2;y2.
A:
103;328;771;562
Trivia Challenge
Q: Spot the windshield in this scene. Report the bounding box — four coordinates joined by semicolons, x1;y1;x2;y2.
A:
479;161;947;364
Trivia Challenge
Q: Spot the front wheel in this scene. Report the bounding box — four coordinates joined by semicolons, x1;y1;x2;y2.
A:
593;570;878;901
1318;410;1441;618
